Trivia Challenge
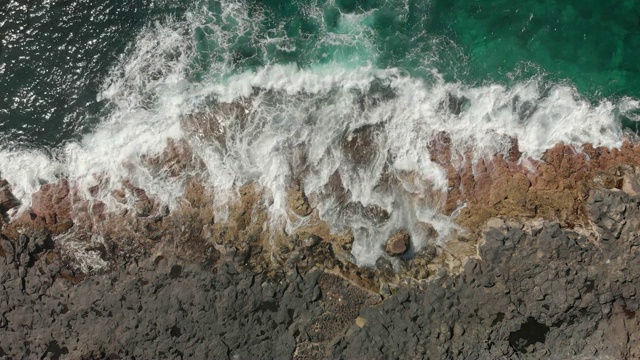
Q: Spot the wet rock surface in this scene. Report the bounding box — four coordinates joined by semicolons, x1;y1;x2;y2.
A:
4;138;640;358
431;139;640;233
385;230;410;256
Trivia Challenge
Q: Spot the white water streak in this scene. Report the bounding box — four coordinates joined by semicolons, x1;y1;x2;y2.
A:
0;1;637;265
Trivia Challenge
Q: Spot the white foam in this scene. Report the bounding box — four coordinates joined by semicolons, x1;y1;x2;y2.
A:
0;149;63;209
0;0;638;267
56;233;110;274
197;67;635;265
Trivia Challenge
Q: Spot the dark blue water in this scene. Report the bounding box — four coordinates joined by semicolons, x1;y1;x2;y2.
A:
0;0;188;147
3;0;640;148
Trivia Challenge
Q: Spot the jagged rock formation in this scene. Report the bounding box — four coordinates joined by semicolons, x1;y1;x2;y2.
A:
2;186;640;358
336;187;640;359
3;136;640;358
433;138;640;232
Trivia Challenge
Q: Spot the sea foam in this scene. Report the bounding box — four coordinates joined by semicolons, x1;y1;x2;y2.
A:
0;0;637;265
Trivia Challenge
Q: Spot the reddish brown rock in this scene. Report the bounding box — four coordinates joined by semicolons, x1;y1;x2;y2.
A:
141;138;206;179
431;139;640;234
385;230;410;256
122;180;158;217
30;179;74;235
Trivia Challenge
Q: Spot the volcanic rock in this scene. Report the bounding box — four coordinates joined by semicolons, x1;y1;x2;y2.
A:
0;179;19;214
332;189;640;358
287;179;312;217
29;179;74;235
4;133;640;358
385;230;410;256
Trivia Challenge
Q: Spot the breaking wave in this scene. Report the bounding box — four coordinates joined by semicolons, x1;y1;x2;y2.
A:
1;0;639;265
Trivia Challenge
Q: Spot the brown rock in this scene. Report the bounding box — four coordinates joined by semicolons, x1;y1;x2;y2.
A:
416;221;439;240
436;139;640;236
30;179;73;235
385;230;410;256
0;179;20;213
122;181;157;217
342;124;380;166
287;179;312;217
110;189;127;204
141;138;206;179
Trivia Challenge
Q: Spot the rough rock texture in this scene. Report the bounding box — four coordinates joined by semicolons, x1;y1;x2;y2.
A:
0;179;19;214
385;230;410;256
29;179;75;235
287;179;312;217
2;187;640;358
4;137;640;358
335;187;640;359
430;137;640;233
0;223;383;359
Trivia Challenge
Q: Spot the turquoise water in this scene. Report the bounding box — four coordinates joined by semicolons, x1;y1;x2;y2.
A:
187;0;640;97
2;0;640;146
428;0;640;99
3;0;639;265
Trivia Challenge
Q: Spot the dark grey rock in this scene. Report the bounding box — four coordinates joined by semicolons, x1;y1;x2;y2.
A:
328;188;640;359
2;187;640;358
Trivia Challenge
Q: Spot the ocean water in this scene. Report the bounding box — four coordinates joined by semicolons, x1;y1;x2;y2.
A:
2;0;640;265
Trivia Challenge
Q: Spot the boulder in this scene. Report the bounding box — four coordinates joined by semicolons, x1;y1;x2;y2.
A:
622;173;640;196
385;230;411;256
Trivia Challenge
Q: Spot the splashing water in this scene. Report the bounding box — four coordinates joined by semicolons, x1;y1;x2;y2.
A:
1;0;639;265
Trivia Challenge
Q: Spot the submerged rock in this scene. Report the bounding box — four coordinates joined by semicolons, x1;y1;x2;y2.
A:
443;92;470;115
342;124;381;167
415;221;439;240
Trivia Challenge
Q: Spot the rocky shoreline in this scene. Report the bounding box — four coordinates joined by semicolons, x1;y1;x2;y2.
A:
2;137;640;358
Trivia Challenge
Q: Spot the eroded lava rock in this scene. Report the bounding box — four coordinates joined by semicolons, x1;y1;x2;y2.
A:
385;230;410;256
3;135;640;358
